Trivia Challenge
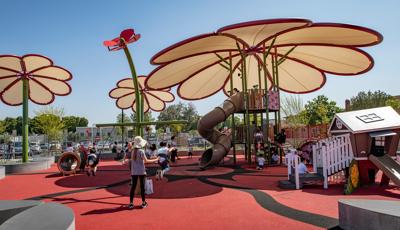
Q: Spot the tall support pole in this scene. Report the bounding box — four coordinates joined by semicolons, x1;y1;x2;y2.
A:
228;52;237;164
122;41;142;136
22;77;29;162
240;62;247;161
273;48;283;164
242;58;251;164
121;109;125;143
262;39;275;159
140;94;145;136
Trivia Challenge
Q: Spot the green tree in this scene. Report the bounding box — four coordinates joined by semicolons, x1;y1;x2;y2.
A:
304;95;343;125
0;119;5;134
349;90;392;111
2;117;17;134
157;102;200;132
34;106;65;141
385;98;400;111
131;111;154;122
63;116;89;132
116;111;133;136
34;114;64;141
182;103;200;131
281;95;307;127
30;116;44;134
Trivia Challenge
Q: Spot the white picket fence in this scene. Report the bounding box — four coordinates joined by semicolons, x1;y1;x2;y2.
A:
312;134;354;188
286;134;353;189
286;152;300;189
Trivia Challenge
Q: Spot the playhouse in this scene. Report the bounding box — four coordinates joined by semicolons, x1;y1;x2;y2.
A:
329;106;400;185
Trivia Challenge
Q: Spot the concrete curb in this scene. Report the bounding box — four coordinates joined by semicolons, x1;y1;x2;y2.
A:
1;156;55;174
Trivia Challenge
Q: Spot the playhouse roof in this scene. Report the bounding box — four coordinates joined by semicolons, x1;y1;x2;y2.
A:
329;106;400;134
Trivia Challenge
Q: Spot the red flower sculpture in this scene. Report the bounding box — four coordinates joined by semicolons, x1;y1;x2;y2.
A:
103;29;141;51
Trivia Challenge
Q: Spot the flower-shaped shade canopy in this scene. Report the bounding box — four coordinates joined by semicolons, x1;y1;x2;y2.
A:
109;76;174;112
0;54;72;106
103;29;141;51
145;19;382;100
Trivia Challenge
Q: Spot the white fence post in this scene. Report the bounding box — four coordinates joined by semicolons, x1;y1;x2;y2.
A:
322;144;328;189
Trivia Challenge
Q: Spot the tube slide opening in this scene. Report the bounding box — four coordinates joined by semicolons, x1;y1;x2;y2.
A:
200;148;213;169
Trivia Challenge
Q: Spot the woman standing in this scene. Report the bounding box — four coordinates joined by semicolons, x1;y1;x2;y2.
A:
124;136;158;209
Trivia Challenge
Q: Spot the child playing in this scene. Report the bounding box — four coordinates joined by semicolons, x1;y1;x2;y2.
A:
156;142;170;180
298;157;308;174
86;147;100;176
256;148;266;170
188;145;193;159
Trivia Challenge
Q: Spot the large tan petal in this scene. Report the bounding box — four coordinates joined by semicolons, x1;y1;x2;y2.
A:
117;78;135;89
22;55;52;72
29;80;54;104
266;56;325;93
151;34;241;64
130;99;145;113
178;61;233;100
137;76;146;89
109;88;134;98
0;56;22;72
33;77;71;95
218;19;310;47
224;55;272;95
0;67;19;78
147;52;238;90
276;45;372;75
147;91;174;102
116;94;135;109
30;66;72;80
1;80;22;105
145;93;165;111
0;77;18;93
273;24;382;47
142;97;149;113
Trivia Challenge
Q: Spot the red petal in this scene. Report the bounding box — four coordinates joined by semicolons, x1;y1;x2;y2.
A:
126;34;141;44
103;39;118;47
120;29;134;41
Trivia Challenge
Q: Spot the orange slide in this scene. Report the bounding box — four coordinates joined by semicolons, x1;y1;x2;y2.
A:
197;92;244;169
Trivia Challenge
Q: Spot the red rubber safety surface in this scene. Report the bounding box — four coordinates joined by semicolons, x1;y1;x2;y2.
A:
0;156;399;230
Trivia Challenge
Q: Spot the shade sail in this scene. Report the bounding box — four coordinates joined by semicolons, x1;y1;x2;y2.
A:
109;76;175;112
145;18;382;100
0;54;72;105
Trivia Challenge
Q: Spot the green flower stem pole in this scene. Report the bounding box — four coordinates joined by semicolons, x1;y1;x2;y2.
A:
121;39;142;136
22;77;29;162
140;92;144;136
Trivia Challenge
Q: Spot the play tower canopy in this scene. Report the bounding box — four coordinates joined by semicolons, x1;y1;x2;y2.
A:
146;18;383;99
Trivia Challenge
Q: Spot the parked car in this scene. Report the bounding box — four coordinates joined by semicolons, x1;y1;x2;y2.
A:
49;141;61;151
0;144;5;156
13;142;30;155
62;141;74;152
40;143;49;151
29;142;41;154
97;141;111;151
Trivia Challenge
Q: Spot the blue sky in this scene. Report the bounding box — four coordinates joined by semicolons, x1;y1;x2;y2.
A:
1;0;399;125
